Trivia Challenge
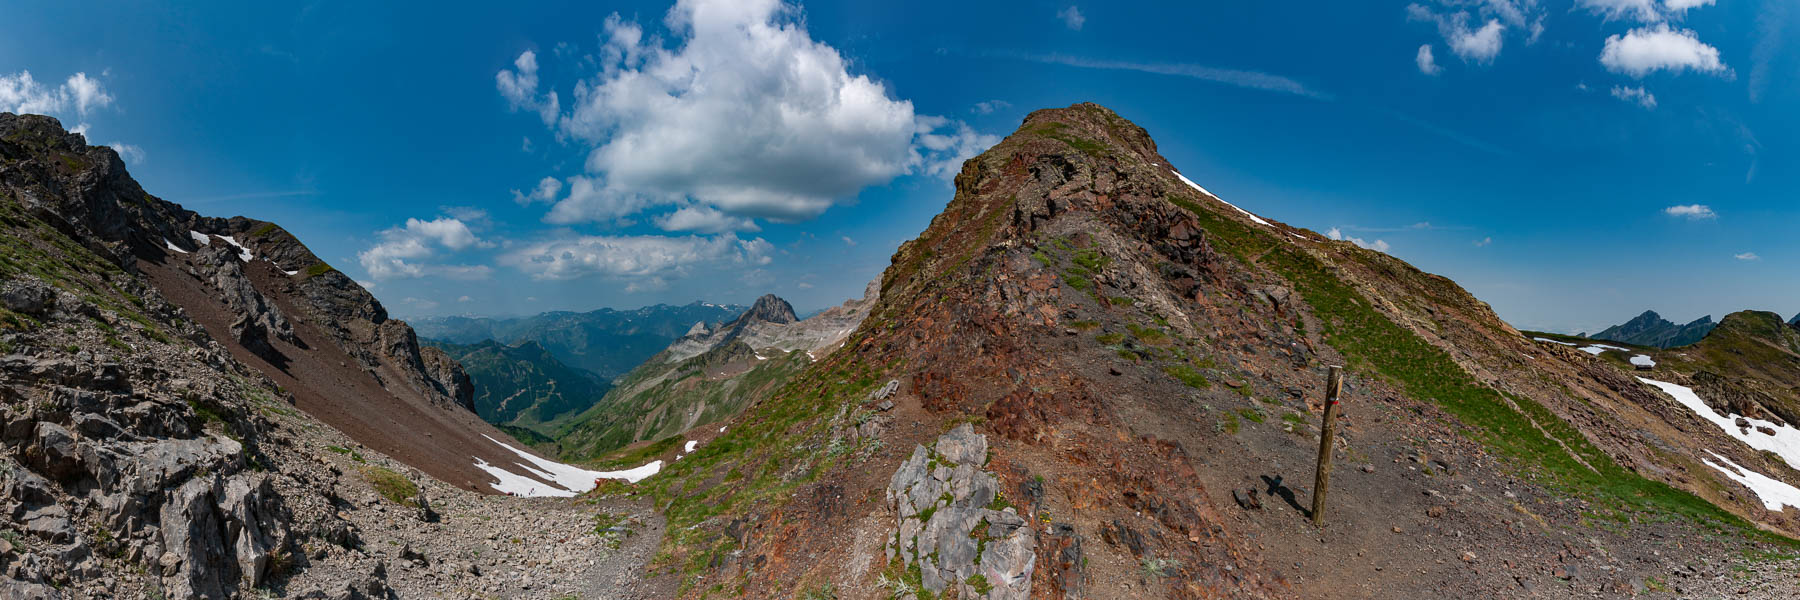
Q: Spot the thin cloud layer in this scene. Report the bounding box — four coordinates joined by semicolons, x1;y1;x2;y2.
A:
500;232;773;286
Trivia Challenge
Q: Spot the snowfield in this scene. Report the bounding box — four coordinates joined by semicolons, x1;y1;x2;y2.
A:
473;435;663;497
1638;378;1800;471
1702;451;1800;511
1531;337;1578;346
1579;343;1629;356
163;238;187;254
1629;354;1656;367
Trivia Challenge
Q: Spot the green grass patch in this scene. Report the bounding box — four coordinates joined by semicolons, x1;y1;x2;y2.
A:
302;262;335;278
1163;364;1210;389
360;466;419;507
1068;320;1100;331
1168;192;1797;546
1126;323;1169;346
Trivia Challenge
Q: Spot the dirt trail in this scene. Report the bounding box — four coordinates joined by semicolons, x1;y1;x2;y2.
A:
584;498;678;599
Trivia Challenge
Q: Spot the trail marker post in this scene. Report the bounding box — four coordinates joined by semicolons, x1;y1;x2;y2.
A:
1311;366;1344;526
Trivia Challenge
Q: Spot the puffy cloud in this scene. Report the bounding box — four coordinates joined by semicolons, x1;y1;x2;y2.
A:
1474;236;1493;247
495;50;560;126
1416;44;1442;75
1408;2;1542;63
1734;252;1760;261
1058;6;1086;31
509;0;993;226
1326;227;1390;253
1610;85;1658;109
0;70;114;117
654;205;760;234
1663;204;1716;220
357;216;493;280
500;232;773;284
1601;24;1729;77
543;175;677;225
1451;19;1505;62
511;176;563;205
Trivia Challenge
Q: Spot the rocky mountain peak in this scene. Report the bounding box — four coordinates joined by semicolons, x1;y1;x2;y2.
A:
738;293;797;325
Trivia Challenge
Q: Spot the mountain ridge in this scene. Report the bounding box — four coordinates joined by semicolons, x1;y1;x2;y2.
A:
1590;309;1716;348
621;103;1800;598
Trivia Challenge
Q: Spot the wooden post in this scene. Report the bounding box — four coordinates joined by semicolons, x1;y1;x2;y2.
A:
1311;366;1344;525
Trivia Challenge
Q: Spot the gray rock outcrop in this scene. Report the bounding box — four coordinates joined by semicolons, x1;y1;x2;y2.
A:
886;424;1035;599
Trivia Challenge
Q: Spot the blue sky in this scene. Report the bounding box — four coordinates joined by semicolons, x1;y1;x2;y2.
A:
2;0;1794;334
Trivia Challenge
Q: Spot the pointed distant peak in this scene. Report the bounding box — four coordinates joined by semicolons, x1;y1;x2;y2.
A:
742;294;797;324
1637;310;1662;320
1688;315;1714;326
1789;312;1799;326
684;321;710;337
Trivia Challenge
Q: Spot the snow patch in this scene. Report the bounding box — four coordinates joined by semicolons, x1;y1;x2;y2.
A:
163;238;188;254
684;440;698;453
1579;343;1628;356
212;235;254;262
475;434;663;497
1629;354;1656;367
1531;337;1578;347
719;426;727;433
1702;451;1800;512
189;230;211;246
1638;378;1800;471
1171;169;1271;227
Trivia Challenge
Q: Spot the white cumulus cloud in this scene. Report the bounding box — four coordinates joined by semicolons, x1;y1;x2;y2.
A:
1416;44;1442;75
1451;19;1506;62
654;206;760;234
0;70;114;117
1610;85;1658;109
358;216;494;280
511;176;563;205
1734;252;1760;261
512;0;993;227
495;50;559;126
1663;204;1716;220
1578;0;1665;22
1601;24;1729;77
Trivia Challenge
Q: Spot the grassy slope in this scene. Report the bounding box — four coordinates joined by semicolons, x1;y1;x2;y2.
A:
553;341;811;463
428;339;612;436
1167;193;1789;544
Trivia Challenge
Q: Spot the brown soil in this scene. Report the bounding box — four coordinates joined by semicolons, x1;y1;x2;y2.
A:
140;254;568;495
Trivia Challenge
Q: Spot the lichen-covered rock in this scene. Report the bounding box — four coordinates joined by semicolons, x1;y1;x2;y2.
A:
887;424;1034;599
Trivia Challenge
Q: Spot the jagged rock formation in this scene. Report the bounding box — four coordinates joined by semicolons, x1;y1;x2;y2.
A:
1591;310;1716;348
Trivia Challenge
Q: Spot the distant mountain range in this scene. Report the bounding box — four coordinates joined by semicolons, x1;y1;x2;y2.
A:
411;302;746;379
1589;310;1717;348
425;339;613;444
551;284;877;461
